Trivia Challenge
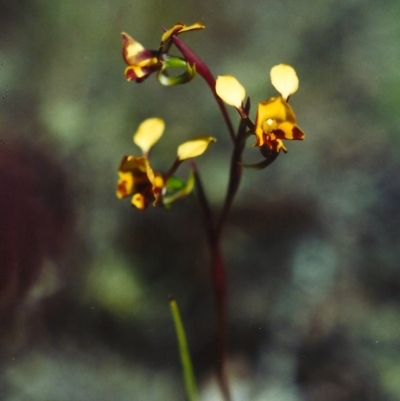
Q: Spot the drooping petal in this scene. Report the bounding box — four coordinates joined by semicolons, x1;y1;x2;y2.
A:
124;64;158;81
177;136;216;161
131;193;149;210
270;64;299;100
133;118;165;154
149;171;164;206
264;138;287;153
216;75;246;108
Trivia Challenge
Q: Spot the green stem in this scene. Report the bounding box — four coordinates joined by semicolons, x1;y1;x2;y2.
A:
169;296;199;401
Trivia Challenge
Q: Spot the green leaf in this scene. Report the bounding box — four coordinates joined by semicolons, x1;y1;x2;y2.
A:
166;175;186;190
163;171;195;205
169;296;198;401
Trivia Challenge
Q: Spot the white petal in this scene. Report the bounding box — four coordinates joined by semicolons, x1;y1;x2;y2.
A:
270;64;299;100
216;75;246;108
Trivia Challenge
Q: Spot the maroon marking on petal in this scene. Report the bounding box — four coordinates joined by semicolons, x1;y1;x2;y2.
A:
271;129;285;139
117;181;128;197
136;50;158;62
125;69;141;82
121;35;129;62
292;126;305;140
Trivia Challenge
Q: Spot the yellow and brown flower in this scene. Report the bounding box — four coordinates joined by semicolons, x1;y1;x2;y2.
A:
122;23;204;84
122;32;161;82
116;117;216;209
116;155;164;209
254;96;304;153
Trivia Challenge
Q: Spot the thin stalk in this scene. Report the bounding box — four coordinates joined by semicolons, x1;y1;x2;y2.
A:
210;242;231;401
191;162;230;401
217;98;252;236
171;35;236;143
172;36;253;401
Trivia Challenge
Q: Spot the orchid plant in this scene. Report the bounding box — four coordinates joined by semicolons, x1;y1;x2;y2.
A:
116;22;305;401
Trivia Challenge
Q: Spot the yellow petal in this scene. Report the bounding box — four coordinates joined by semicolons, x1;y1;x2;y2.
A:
270;64;299;100
269;139;287;153
122;32;145;65
131;193;148;210
254;97;296;145
161;22;205;45
274;121;305;140
116;171;134;198
124;65;146;80
215;75;246;108
133;118;165;154
177;136;216;161
177;22;205;34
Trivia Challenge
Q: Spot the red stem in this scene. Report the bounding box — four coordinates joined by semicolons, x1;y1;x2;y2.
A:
190;162;230;401
211;243;231;401
171;35;236;143
217;99;251;236
174;36;251;401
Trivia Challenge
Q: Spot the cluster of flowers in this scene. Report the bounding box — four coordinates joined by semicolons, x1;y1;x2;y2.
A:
117;23;305;209
116;117;216;209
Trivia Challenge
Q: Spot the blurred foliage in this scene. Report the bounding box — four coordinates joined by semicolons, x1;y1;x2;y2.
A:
1;0;400;400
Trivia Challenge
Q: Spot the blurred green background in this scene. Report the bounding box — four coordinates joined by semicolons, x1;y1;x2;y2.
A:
1;0;400;400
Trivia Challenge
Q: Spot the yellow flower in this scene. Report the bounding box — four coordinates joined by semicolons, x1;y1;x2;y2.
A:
117;118;216;209
116;118;165;209
122;32;161;82
254;97;304;153
122;23;204;84
116;155;164;209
